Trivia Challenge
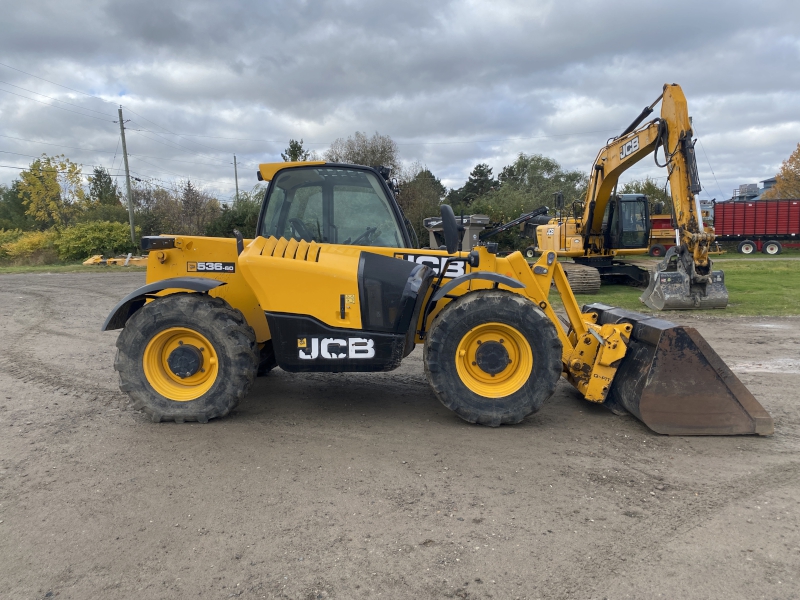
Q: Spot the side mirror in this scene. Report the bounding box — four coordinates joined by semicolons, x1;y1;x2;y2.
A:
554;191;564;211
440;204;460;254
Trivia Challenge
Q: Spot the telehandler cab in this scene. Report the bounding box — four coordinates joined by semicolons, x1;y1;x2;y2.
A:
104;161;772;435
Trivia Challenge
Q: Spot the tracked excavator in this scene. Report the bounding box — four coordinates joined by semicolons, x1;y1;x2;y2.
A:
103;160;771;435
536;83;728;310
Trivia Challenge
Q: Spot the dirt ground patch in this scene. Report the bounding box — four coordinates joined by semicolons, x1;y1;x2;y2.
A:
1;272;799;599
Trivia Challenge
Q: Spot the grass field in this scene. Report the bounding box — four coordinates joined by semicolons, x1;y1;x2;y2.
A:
553;258;800;316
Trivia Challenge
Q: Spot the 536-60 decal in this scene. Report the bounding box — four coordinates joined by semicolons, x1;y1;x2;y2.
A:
187;261;236;273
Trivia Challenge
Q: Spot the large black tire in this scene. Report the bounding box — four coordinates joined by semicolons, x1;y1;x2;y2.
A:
524;246;537;259
649;244;667;257
423;290;563;426
114;293;259;423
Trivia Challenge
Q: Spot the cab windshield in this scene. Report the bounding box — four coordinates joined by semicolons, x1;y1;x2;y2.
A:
260;167;406;248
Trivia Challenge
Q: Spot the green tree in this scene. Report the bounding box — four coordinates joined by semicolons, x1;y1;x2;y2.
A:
324;131;400;173
446;163;498;207
0;182;38;230
620;176;672;214
87;167;121;206
181;181;221;236
281;139;311;162
17;154;86;227
205;185;266;238
464;154;587;251
79;167;129;224
762;143;800;199
396;165;446;246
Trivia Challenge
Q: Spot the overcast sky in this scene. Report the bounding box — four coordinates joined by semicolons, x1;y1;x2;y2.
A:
1;0;799;203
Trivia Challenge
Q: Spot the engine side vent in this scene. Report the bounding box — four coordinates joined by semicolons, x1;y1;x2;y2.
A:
260;236;321;262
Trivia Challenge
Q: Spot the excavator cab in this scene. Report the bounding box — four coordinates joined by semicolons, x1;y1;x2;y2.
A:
602;194;651;251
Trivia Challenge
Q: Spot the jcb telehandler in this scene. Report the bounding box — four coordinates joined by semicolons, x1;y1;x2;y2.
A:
103;160;772;435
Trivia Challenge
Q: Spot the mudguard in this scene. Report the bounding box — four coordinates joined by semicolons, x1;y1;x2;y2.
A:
101;277;226;331
431;272;524;302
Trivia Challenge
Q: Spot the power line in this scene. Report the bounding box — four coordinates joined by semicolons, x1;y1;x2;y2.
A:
0;88;114;122
127;124;224;162
122;108;232;154
0;134;115;153
0;61;110;102
0;80;116;117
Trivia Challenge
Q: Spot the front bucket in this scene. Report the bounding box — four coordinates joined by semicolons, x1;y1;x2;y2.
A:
584;303;773;435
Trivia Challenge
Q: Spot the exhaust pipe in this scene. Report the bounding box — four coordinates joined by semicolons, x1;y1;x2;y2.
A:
584;303;773;436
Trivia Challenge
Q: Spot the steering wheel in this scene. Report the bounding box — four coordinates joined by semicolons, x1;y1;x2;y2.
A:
350;227;378;246
288;218;314;242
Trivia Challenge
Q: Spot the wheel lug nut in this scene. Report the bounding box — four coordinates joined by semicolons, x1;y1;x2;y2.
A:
499;339;504;344
472;361;477;366
178;341;184;345
476;340;482;345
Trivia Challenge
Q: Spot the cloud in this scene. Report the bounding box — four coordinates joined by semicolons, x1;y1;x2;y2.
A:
1;0;799;198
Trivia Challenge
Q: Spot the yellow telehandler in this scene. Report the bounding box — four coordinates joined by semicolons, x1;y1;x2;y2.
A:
103;159;772;435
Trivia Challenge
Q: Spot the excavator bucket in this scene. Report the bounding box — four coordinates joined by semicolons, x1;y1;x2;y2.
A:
584;303;773;435
640;248;728;310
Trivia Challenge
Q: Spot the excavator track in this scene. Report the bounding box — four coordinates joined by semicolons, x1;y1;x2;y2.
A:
559;262;601;294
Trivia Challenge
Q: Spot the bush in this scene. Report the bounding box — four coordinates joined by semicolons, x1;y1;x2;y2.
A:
1;229;59;264
0;229;24;259
54;221;140;261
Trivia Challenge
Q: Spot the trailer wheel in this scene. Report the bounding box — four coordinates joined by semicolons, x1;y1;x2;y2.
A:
737;240;756;255
649;244;667;258
423;290;562;426
524;246;537;259
115;293;258;423
762;240;782;255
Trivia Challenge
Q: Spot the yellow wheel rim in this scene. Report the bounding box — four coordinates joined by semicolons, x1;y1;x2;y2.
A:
142;327;219;401
455;322;533;398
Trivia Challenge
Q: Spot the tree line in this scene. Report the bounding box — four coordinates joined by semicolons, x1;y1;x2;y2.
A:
8;132;791;264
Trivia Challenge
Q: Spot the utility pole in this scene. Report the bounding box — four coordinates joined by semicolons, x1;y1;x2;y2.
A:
117;107;136;246
233;154;239;202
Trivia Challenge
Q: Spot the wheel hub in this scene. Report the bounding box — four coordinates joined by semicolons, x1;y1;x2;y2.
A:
167;343;204;378
474;340;510;375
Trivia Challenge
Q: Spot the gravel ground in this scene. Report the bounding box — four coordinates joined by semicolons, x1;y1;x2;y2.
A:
1;271;798;600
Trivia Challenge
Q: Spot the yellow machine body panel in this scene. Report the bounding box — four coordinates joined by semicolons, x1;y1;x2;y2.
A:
144;236;271;342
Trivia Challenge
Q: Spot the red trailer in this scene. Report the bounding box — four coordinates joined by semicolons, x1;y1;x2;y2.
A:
713;199;800;254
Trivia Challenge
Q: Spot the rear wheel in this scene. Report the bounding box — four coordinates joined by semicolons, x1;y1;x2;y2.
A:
423;290;562;426
115;293;259;423
738;240;756;254
524;246;537;259
649;244;667;257
762;240;782;255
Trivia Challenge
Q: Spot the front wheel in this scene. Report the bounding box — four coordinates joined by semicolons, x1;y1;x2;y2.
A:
423;290;563;426
649;244;667;258
115;293;259;423
524;246;537;259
